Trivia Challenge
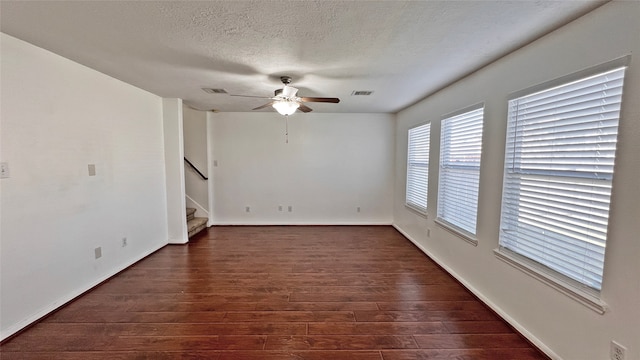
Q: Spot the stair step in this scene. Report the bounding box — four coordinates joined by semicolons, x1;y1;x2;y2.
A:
186;207;196;221
188;217;208;238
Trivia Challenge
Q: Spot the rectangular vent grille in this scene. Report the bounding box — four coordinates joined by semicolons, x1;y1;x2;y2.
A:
351;90;374;96
202;88;228;94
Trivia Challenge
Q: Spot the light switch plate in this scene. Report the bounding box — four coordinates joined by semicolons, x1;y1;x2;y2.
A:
88;164;96;176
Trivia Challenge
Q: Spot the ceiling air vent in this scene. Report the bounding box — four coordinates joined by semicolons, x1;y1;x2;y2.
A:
202;88;228;94
351;90;374;96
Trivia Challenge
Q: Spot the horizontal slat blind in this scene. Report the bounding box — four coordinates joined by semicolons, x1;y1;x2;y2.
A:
406;123;430;214
500;67;627;291
437;108;484;235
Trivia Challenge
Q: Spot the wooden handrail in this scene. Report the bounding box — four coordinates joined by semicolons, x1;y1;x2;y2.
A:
184;158;208;180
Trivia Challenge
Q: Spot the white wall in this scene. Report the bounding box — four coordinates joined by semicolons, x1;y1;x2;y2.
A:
183;106;209;217
393;2;640;360
162;98;188;244
211;112;394;225
0;33;169;340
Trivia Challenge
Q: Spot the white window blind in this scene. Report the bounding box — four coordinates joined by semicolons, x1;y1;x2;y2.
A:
499;67;627;291
406;123;430;214
437;107;484;235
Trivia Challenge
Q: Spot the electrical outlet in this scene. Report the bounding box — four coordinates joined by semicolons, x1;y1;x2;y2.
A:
213;160;218;167
121;237;127;247
427;228;431;237
357;207;361;213
611;341;626;360
278;205;283;211
94;247;102;259
0;162;9;179
245;206;250;213
288;206;292;212
88;164;96;176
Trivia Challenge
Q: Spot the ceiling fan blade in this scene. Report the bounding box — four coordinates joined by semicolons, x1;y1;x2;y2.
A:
230;94;274;99
298;104;313;113
300;97;340;103
252;101;275;111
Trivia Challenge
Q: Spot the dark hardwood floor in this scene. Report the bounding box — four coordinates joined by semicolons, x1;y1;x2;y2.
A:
0;226;547;359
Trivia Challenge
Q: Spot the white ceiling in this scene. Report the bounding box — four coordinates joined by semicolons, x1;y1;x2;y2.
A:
1;1;605;113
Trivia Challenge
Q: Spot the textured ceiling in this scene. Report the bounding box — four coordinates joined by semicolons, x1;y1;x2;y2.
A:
1;1;605;113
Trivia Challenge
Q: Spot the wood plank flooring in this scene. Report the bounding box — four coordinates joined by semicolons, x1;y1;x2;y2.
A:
0;226;548;359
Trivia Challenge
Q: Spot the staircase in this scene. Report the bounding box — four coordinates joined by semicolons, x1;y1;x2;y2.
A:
187;208;208;238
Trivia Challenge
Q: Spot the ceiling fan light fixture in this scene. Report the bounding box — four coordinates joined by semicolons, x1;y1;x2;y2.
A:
272;100;299;116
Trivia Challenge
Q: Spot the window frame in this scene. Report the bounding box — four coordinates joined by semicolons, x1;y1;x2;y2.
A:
435;105;484;245
495;57;630;313
405;122;431;216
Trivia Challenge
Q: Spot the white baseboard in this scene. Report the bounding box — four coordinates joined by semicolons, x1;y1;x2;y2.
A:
211;221;393;226
0;242;167;341
185;194;209;221
3;223;554;358
168;237;189;244
392;223;560;360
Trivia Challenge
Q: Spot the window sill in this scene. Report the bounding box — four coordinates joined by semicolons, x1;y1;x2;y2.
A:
434;218;478;246
494;248;608;314
405;204;428;219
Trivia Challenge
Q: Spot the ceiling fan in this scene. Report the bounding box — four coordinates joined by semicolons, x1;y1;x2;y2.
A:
231;76;340;115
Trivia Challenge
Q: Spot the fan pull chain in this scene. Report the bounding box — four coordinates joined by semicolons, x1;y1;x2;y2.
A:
285;115;289;144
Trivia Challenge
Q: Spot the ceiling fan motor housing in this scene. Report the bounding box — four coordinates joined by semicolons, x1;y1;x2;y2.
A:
280;76;292;85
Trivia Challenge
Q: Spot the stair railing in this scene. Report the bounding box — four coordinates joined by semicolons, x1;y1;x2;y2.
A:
184;157;208;180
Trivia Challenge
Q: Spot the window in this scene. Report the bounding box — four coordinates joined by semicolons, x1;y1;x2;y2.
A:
406;123;430;214
499;66;627;293
437;107;484;239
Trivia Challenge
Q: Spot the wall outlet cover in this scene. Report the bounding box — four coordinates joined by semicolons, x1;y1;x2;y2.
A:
611;341;626;360
0;162;9;179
